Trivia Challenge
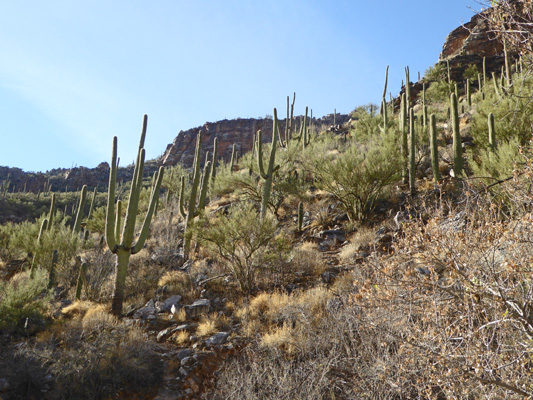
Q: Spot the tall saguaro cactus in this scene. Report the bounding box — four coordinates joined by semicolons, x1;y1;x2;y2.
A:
257;108;280;219
450;93;463;178
178;132;212;258
73;185;88;234
47;193;56;231
429;114;440;185
409;108;416;195
105;115;164;316
488;112;497;151
400;93;408;184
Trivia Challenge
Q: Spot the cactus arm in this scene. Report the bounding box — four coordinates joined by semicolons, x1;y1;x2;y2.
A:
409;108;416;195
256;130;267;179
178;176;187;219
382;65;389;100
211;138;218;183
488;112;497;151
132;166;164;254
400;93;408;184
115;200;122;244
47;193;56;231
138;114;148;150
405;66;411;109
451;92;463;177
105;136;118;252
302;106;309;148
260;108;279;219
196;161;212;216
230;143;237;172
73;185;88;234
187;133;202;216
285;95;290;144
87;188;97;221
122;148;145;248
430;114;440;184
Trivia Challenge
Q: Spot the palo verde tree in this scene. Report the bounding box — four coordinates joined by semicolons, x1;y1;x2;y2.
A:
105;114;164;316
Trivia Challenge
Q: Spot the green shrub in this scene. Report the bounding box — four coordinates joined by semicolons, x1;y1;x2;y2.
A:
0;268;52;335
470;138;525;180
425;80;454;104
463;63;479;82
311;130;401;222
194;201;279;292
470;79;533;148
424;63;447;82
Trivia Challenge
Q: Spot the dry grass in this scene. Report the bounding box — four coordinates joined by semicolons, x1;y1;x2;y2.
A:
172;330;190;345
61;300;100;318
290;242;326;276
338;226;375;264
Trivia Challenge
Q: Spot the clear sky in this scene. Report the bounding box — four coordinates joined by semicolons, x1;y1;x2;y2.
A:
0;0;482;172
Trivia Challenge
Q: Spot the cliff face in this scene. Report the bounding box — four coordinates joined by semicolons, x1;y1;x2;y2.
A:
438;7;509;83
0;162;159;194
158;114;350;168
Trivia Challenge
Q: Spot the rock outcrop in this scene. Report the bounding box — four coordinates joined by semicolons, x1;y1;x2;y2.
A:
158;114;350;168
438;7;510;83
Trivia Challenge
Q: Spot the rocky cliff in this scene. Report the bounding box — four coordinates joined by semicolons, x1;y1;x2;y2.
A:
158;113;351;168
438;7;510;83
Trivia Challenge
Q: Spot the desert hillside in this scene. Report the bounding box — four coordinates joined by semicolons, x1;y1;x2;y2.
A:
2;3;533;399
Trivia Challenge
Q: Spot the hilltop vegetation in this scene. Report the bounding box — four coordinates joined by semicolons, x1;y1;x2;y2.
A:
3;14;533;400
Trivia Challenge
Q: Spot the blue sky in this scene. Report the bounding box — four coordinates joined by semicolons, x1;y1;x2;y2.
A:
0;0;481;172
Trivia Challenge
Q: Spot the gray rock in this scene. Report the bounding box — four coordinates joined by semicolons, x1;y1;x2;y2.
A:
181;356;196;367
176;348;193;361
171;324;193;333
185;299;210;318
205;332;230;346
157;295;182;313
133;306;156;320
157;328;172;342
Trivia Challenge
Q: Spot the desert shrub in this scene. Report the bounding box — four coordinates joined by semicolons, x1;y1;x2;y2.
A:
425;79;454;104
2;218;81;277
0;268;52;335
215;289;417;399
194;201;278;293
424;62;448;82
13;311;165;399
311;130;401;222
469;138;525;180
471;74;533;148
463;63;479;82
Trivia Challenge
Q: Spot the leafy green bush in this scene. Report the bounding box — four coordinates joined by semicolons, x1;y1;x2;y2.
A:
470;138;524;180
194;201;279;292
425;80;454;104
311;131;401;222
424;62;447;81
0;268;52;334
463;63;479;82
470;79;533;148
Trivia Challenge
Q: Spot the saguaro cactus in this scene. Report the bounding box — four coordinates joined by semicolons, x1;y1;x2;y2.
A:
73;185;88;234
30;218;48;278
488;112;497;151
409;108;416;195
297;202;304;232
178;132;212;258
211;137;218;183
105;115;164;315
450;93;463;178
257;108;280;219
47;193;56;231
400;93;408;184
429;114;440;185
